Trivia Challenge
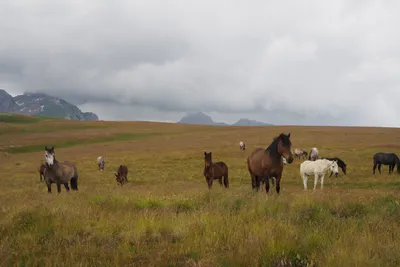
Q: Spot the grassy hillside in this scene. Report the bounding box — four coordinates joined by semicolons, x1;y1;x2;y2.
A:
1;116;400;266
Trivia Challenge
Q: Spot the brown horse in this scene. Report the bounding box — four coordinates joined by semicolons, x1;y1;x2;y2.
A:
247;133;293;194
203;151;229;189
38;163;46;181
115;165;128;185
44;146;79;193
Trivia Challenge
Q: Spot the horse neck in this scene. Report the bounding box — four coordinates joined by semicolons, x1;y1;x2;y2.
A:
265;139;282;160
204;161;212;172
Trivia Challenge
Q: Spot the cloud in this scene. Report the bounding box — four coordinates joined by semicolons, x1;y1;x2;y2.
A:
1;0;400;126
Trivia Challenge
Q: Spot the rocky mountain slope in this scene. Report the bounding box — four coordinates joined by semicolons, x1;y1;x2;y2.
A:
0;89;98;121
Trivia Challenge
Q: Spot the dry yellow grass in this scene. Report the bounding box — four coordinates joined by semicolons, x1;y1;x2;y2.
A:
1;116;400;266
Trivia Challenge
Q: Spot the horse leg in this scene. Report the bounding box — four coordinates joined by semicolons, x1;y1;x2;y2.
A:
255;176;261;191
271;177;275;185
373;163;377;175
218;177;223;186
207;177;213;189
46;181;52;194
223;173;229;188
302;173;308;190
275;174;282;194
378;164;382;174
321;174;325;190
264;176;270;193
56;181;61;193
64;183;70;192
313;174;319;190
251;173;257;190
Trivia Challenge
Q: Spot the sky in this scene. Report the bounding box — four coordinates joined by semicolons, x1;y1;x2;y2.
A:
1;0;400;126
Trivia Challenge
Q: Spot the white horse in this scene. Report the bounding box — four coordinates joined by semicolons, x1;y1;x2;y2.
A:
97;156;105;171
239;141;246;151
308;147;319;161
300;159;339;190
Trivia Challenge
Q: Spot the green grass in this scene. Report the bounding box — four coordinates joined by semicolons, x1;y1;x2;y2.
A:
2;119;400;266
6;132;161;154
0;113;45;124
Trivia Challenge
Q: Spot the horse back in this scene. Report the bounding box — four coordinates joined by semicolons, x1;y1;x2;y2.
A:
213;161;228;173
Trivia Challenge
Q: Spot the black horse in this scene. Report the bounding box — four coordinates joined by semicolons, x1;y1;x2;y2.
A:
321;157;347;177
372;152;400;175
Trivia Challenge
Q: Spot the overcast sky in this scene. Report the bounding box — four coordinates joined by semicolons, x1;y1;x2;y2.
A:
1;0;400;126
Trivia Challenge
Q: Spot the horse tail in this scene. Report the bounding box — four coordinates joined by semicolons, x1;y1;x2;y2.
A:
223;164;229;188
71;165;79;190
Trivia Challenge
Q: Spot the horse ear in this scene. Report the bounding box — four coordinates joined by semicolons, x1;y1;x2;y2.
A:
44;146;47;150
50;146;54;151
288;133;291;138
204;151;206;156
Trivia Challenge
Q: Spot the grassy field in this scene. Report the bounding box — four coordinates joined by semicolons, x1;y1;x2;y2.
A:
1;115;400;266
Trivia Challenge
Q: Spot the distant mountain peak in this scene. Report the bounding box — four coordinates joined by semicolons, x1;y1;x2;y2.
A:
177;112;273;126
0;89;98;121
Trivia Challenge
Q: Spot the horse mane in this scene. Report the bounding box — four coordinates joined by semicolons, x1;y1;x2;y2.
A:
323;157;346;167
265;133;288;159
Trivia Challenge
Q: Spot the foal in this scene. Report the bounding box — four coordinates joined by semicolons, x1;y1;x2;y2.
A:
203;151;229;189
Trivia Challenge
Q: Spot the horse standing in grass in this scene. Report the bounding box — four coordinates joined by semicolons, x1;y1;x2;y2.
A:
203;151;229;189
308;147;319;161
300;159;339;190
115;165;128;185
97;156;105;171
372;152;400;175
38;163;46;181
239;141;246;151
293;148;308;160
247;133;294;194
321;157;347;177
43;146;79;193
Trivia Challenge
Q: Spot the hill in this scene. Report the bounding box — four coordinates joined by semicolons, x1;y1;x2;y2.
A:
0;89;98;121
177;112;273;126
1;119;400;266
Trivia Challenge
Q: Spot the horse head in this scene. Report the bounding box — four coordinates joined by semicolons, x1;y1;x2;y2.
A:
277;133;294;164
44;146;55;168
330;160;339;177
204;151;212;168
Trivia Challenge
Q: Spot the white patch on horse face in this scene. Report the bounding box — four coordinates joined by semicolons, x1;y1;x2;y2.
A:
331;162;339;174
45;151;54;166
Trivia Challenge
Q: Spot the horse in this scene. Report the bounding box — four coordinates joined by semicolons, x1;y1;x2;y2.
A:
43;146;79;193
203;151;229;189
247;133;294;194
308;147;319;161
372;152;400;175
321;157;347;177
97;156;105;171
115;165;128;185
38;163;46;181
282;156;288;165
300;159;339;190
293;148;308;160
239;141;246;151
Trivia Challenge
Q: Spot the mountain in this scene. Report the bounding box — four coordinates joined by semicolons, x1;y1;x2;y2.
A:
0;89;99;121
232;118;273;126
177;112;272;126
177;112;229;126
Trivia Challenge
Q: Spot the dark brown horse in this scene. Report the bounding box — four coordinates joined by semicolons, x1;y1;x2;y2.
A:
247;133;294;194
115;165;128;185
203;151;229;189
38;163;46;181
